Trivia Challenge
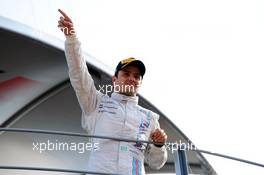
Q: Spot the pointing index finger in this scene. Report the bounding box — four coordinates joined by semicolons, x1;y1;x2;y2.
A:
58;9;71;21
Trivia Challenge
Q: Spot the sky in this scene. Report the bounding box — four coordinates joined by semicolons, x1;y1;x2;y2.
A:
1;0;264;174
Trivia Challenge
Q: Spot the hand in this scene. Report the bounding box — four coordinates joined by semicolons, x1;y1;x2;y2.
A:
151;129;167;147
57;9;75;36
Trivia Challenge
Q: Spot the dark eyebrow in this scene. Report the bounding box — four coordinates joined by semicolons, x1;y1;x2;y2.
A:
122;70;130;73
122;69;140;76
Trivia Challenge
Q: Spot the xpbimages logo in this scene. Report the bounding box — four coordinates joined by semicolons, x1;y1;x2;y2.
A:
98;83;135;94
32;140;100;154
165;140;197;153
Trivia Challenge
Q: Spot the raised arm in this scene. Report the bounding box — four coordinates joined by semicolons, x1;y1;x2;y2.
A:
57;9;102;116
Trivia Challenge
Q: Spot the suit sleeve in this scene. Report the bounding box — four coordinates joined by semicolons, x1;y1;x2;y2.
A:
64;35;103;131
144;113;168;170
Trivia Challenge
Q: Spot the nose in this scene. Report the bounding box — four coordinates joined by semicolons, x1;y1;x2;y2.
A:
126;75;136;84
128;74;136;81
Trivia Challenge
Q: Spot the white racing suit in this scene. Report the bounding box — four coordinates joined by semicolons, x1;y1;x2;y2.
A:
64;35;167;175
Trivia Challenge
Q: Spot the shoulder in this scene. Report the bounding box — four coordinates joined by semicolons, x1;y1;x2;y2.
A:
137;105;160;121
96;91;111;102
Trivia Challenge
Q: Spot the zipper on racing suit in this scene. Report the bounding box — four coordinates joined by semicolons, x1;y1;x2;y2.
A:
117;100;128;173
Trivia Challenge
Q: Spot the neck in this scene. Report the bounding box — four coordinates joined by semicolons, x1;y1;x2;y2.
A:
118;91;136;97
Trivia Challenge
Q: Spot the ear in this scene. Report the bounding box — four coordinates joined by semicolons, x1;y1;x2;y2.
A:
138;78;143;87
139;79;143;85
112;76;117;83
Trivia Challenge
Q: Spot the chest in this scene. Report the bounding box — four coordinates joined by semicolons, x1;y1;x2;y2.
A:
94;99;153;140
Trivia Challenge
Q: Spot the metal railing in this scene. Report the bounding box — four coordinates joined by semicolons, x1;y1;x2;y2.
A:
0;165;120;175
0;127;264;175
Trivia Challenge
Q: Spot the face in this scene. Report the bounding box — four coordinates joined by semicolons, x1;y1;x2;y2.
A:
112;65;143;96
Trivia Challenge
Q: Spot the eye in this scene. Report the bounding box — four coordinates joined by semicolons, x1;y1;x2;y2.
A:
134;74;141;80
123;72;130;76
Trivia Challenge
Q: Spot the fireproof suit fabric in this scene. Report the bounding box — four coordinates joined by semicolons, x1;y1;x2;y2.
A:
64;35;167;175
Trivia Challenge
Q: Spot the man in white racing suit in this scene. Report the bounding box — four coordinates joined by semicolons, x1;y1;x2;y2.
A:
57;9;168;175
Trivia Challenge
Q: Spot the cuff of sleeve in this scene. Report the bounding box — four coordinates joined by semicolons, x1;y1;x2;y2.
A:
154;143;164;148
65;35;78;44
